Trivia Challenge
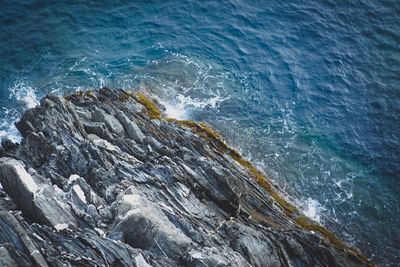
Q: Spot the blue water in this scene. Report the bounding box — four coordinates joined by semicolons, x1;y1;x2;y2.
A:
0;1;399;265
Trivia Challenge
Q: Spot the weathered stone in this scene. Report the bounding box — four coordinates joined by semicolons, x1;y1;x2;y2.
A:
0;158;39;213
83;121;114;140
0;244;31;267
0;89;372;266
116;112;145;142
114;188;193;259
93;109;125;136
0;158;77;229
0;211;48;267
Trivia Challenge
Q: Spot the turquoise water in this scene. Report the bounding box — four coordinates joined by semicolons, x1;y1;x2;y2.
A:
0;1;399;265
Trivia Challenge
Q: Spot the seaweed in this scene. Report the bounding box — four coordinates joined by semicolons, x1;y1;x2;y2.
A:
133;91;375;266
135;92;162;119
295;215;373;265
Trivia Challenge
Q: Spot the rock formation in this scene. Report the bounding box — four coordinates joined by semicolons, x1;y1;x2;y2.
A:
0;88;373;266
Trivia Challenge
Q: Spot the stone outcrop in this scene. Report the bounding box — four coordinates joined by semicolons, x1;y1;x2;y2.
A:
0;88;373;266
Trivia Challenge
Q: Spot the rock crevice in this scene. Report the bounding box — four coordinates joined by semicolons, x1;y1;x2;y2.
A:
0;88;373;266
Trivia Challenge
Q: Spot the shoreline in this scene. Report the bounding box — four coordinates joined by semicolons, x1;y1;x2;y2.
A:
132;90;375;266
0;88;375;266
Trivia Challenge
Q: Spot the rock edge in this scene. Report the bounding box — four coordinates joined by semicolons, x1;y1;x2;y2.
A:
0;88;374;267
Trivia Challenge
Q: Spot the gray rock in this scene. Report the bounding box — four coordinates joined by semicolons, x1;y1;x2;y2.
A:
93;109;125;137
0;158;39;213
114;188;193;259
83;121;114;140
0;89;372;267
0;211;48;267
0;158;78;230
117;112;145;142
0;244;31;267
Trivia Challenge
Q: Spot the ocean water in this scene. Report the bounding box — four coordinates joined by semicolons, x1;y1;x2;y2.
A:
0;0;399;265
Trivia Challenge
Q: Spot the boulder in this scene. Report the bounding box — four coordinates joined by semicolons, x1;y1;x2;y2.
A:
0;89;372;266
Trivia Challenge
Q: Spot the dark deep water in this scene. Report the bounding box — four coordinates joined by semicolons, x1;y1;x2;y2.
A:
0;0;399;265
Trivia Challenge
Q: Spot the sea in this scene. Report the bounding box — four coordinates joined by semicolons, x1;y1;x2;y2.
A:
0;1;399;265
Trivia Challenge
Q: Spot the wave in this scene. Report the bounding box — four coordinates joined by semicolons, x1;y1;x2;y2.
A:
0;82;39;142
9;82;39;109
158;94;229;120
133;51;232;120
300;197;325;223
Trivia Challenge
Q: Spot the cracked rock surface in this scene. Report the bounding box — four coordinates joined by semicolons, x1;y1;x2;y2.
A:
0;88;370;266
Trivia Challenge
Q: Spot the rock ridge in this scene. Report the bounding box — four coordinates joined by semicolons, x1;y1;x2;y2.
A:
0;88;374;266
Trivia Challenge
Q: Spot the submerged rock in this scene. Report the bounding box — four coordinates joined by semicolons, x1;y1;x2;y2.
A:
0;88;373;266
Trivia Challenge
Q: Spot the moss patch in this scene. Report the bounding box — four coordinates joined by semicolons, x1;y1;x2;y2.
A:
169;118;297;216
133;91;374;266
167;119;228;152
295;215;374;265
135;92;162;119
295;216;342;246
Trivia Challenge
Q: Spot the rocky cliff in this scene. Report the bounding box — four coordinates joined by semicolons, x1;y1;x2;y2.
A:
0;88;373;266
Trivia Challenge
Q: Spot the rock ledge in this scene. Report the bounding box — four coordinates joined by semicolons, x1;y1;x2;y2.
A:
0;88;373;266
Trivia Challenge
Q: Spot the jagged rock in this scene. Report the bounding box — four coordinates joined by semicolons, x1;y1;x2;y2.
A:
116;112;145;142
0;88;373;266
0;244;31;267
0;158;77;229
113;187;193;260
92;109;125;137
0;211;48;266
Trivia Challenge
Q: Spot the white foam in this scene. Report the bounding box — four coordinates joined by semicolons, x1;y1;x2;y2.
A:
69;61;107;88
1;82;40;143
0;130;16;144
303;198;323;223
159;94;229;120
22;87;39;109
9;82;39;110
0;130;7;137
162;98;187;119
